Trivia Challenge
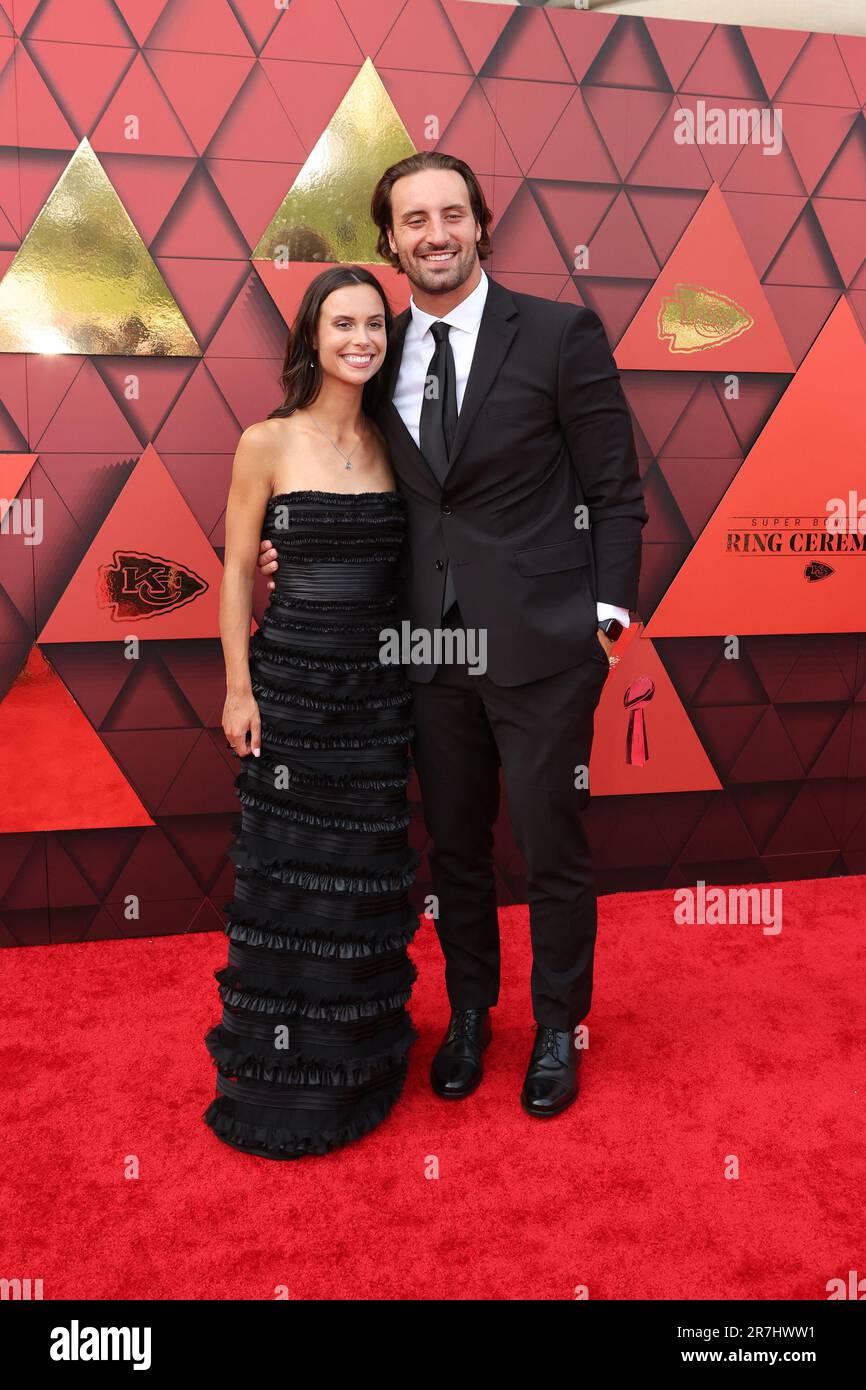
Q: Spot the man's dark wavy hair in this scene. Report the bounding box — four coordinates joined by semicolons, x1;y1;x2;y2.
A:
371;152;494;271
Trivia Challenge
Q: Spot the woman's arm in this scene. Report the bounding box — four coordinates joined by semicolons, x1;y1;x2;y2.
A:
220;426;273;757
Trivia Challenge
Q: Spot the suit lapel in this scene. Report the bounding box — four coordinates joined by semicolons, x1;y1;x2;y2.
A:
444;278;517;479
376;275;519;486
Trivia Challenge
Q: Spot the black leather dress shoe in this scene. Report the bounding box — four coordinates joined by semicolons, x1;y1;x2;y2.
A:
520;1025;580;1117
430;1008;492;1099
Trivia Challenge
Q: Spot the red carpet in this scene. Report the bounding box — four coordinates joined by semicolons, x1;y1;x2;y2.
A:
3;876;863;1300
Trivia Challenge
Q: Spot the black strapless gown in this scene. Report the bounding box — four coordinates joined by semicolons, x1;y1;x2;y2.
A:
203;490;419;1158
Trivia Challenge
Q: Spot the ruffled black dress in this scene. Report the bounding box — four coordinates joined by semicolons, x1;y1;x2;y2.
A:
203;490;419;1158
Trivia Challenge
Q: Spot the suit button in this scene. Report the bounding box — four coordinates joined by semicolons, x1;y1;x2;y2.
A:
434;559;444;570
442;504;453;515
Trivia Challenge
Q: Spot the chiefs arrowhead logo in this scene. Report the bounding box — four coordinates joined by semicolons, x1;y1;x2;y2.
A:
804;561;834;583
658;283;754;354
98;550;209;620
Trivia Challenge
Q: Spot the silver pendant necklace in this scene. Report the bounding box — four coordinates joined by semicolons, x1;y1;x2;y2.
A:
307;412;365;470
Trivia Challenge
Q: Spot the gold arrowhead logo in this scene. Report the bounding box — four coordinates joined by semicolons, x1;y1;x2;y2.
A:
253;58;415;264
0;138;199;356
658;283;754;354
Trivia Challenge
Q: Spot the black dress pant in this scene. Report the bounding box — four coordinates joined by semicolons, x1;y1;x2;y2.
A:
410;607;610;1030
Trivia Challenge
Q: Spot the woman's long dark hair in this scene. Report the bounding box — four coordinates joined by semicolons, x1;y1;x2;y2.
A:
267;264;393;421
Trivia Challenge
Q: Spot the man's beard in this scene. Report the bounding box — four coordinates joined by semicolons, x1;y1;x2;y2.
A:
400;244;477;295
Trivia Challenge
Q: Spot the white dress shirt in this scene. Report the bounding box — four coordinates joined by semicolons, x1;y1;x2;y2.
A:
391;268;630;631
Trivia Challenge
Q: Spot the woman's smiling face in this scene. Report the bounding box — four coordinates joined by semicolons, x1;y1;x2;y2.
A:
314;283;388;385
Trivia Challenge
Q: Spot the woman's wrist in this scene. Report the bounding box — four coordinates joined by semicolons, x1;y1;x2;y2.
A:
226;674;253;698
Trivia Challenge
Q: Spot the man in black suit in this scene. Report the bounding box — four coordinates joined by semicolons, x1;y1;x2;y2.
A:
259;153;648;1117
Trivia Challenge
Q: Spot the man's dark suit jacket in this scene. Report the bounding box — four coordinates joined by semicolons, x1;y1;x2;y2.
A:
373;273;648;687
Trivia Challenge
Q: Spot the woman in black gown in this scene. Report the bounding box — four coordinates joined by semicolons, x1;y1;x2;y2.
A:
203;266;418;1158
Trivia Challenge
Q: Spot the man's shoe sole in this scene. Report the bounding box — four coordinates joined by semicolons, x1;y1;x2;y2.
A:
519;1085;579;1118
430;1068;484;1100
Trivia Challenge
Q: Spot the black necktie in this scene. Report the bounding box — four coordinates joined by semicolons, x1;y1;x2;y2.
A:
419;320;458;618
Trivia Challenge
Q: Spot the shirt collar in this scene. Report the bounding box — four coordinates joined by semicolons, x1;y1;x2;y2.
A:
408;268;489;341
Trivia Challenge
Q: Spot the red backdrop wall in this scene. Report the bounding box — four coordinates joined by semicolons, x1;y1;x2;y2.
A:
1;0;865;947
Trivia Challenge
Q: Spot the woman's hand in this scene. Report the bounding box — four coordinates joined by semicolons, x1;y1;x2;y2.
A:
258;538;279;591
223;689;261;757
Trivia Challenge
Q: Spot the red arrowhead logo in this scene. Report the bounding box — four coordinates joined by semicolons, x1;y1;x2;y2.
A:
98;550;209;621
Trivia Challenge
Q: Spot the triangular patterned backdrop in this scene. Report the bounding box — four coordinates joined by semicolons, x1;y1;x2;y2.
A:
1;0;865;946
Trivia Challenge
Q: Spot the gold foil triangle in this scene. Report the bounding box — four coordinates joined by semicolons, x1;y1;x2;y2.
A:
0;137;200;356
253;59;416;264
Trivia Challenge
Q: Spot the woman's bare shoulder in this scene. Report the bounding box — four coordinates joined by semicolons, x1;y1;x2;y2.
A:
228;420;294;507
240;416;296;451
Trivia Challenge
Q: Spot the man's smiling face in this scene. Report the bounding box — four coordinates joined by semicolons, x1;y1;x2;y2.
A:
386;168;482;297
